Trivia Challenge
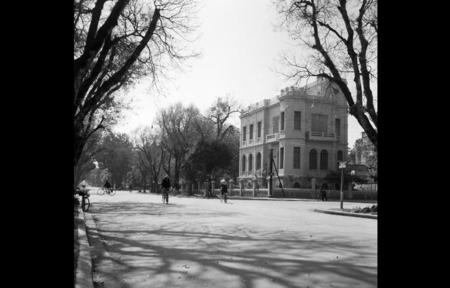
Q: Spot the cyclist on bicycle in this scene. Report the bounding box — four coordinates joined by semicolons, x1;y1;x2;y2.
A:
161;175;171;204
104;180;112;193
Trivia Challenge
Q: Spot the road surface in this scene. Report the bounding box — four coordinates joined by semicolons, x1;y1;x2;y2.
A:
85;190;377;288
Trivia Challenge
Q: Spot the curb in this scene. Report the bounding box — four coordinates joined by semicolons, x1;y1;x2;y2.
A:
228;196;317;202
180;194;324;202
75;207;94;288
84;210;123;288
314;208;377;219
180;194;377;203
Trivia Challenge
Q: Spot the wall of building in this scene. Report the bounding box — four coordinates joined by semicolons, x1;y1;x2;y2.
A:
238;78;349;190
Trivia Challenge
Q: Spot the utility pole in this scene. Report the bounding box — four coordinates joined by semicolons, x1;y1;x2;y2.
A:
339;161;346;209
268;149;273;197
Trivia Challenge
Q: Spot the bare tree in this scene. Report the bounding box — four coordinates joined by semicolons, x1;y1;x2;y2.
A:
277;0;377;147
206;96;240;141
73;0;198;167
135;127;166;192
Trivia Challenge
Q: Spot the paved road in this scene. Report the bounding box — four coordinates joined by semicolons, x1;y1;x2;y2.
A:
85;191;377;288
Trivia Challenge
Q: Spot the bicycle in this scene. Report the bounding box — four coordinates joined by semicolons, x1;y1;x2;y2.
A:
75;187;90;212
99;186;116;196
221;192;228;203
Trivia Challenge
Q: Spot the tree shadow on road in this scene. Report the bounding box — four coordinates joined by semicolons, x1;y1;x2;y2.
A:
87;213;377;288
90;202;243;218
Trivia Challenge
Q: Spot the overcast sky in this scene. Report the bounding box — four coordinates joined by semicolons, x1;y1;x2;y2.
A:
113;0;366;148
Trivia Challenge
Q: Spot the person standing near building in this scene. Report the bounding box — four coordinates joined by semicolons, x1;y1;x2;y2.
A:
320;183;328;201
161;175;171;204
220;179;228;203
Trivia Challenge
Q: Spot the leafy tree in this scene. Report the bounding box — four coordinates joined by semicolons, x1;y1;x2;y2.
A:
219;126;240;180
185;139;233;195
324;170;367;189
157;103;201;187
85;167;111;187
95;132;135;188
277;0;377;146
191;97;240;181
73;0;197;167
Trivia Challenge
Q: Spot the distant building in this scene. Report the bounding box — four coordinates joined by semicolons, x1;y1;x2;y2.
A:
238;77;348;189
350;132;377;182
353;132;376;165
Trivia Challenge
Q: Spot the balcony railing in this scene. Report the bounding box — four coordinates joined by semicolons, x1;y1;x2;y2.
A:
307;131;336;141
242;138;264;147
266;133;279;143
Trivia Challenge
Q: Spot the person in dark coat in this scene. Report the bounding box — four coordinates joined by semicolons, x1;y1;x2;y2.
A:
220;179;228;203
320;183;328;201
161;175;171;204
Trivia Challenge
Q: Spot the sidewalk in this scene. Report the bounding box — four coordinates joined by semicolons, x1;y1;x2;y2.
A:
176;193;377;203
74;205;95;288
314;208;377;219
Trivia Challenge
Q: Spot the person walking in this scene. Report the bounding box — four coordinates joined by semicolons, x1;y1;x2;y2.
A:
220;179;228;203
320;183;328;201
161;175;171;204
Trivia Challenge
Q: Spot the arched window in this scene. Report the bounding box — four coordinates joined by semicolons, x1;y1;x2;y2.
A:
248;154;253;172
320;150;328;170
309;149;317;170
256;152;262;170
337;150;343;169
242;155;246;172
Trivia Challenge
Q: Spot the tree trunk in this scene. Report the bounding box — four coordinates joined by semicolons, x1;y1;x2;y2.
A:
174;157;180;189
349;104;377;148
74;129;87;168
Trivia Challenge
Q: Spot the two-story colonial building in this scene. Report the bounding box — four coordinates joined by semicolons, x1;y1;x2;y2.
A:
238;77;348;189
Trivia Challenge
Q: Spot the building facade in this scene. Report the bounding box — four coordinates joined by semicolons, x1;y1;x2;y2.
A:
238;78;348;189
353;132;376;165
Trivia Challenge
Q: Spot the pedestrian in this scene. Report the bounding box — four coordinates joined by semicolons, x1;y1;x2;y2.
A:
220;179;228;203
320;183;328;201
161;175;171;204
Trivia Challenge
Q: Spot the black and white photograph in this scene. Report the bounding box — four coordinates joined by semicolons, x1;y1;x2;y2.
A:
74;0;377;287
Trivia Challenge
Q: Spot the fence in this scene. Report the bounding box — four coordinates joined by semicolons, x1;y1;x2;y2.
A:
173;182;377;201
